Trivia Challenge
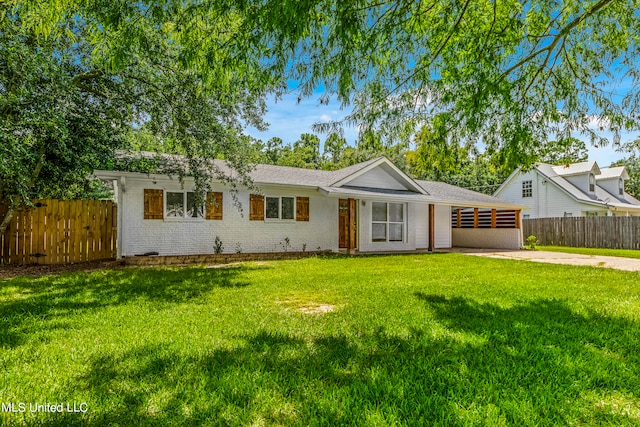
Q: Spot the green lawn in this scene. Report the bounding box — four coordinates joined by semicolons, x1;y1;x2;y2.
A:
539;245;640;259
1;254;640;426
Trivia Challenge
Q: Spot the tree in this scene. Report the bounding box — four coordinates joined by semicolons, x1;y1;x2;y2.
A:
322;133;347;168
407;119;507;194
0;16;129;230
538;138;589;165
264;137;284;165
612;155;640;199
1;5;268;229
278;133;322;169
8;0;640;201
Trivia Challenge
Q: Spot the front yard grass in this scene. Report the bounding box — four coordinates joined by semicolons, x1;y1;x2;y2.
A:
1;254;639;426
539;245;640;259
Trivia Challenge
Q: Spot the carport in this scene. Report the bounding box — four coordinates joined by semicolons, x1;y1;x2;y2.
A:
416;180;527;250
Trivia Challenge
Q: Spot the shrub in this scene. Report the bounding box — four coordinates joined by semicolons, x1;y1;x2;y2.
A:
526;235;539;250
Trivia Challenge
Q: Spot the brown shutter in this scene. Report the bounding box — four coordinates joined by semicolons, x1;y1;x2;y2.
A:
296;197;309;221
249;194;264;220
206;192;223;220
144;189;164;219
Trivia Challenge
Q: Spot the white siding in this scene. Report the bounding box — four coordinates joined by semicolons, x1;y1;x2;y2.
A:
357;199;417;252
495;170;541;217
119;178;338;256
597;178;622;198
496;170;598;218
347;165;411;190
414;204;429;248
434;205;451;248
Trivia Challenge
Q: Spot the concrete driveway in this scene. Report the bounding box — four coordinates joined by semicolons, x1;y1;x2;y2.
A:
449;248;640;272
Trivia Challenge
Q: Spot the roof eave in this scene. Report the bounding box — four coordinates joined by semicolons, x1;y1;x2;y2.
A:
330;157;428;195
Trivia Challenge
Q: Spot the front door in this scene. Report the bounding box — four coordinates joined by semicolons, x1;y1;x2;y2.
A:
339;199;349;248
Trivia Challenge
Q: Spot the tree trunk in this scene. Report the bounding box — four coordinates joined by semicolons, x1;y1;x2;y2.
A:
1;145;47;232
0;195;20;233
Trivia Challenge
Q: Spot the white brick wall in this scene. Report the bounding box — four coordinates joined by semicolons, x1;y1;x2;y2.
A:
119;178;338;256
452;228;522;249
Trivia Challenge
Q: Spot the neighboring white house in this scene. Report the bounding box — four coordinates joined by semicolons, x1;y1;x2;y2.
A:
93;154;526;258
493;161;640;218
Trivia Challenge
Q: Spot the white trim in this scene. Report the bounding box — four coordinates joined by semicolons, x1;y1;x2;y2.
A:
164;190;205;221
330;157;427;194
493;167;522;197
370;201;407;243
264;195;296;221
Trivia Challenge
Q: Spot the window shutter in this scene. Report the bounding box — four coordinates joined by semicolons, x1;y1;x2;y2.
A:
206;192;223;220
249;194;264;220
296;197;309;221
144;189;164;219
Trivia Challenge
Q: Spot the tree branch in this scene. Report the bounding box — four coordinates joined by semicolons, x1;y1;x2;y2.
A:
388;0;472;96
502;0;615;78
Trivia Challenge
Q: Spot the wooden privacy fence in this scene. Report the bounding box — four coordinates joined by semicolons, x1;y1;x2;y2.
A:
523;217;640;249
1;200;117;265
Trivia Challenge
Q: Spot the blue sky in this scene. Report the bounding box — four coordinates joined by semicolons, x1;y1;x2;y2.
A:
244;93;638;168
245;92;360;148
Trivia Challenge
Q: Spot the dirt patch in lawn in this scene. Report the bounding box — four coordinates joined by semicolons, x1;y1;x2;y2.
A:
296;303;336;314
278;296;338;315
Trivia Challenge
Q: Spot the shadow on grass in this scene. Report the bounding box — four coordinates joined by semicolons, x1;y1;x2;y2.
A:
0;265;263;348
28;296;640;426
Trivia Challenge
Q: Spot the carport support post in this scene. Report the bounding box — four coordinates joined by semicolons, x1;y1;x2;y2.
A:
347;198;356;254
428;204;435;252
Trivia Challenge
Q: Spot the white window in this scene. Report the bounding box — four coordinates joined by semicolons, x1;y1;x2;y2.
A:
265;196;295;220
522;214;530;219
589;173;595;192
619;178;624;196
522;180;532;198
166;191;203;219
372;202;405;242
564;212;573;217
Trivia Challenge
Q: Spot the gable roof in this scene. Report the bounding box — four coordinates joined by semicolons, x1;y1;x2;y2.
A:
596;166;629;180
494;162;640;212
330;157;427;194
95;151;526;209
551;161;600;176
417;180;524;209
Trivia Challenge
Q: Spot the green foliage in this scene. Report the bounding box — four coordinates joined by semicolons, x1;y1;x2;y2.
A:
322;133;348;168
612;154;640;199
526;235;539;250
213;236;224;254
0;15;127;209
407;119;508;194
1;3;270;230
262;0;639;164
2;255;640;425
538;138;589;165
278;133;322;169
